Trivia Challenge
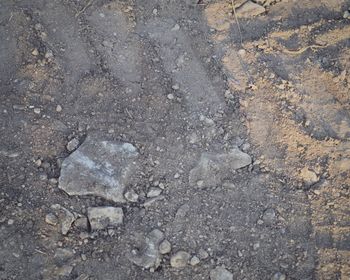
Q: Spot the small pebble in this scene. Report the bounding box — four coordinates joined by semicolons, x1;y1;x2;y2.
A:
190;256;200;266
198;248;209;259
172;84;180;90
171;24;180;31
124;190;139;202
271;272;286;280
32;48;39;56
147;187;162;198
167;93;174;100
33;108;41;114
170;251;190;268
210;267;233;280
66;138;80;152
45;213;58;225
159;239;172;254
56;105;62;112
81;254;87;261
7;219;14;225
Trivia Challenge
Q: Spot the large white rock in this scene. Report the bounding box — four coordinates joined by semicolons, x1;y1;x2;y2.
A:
58;137;139;202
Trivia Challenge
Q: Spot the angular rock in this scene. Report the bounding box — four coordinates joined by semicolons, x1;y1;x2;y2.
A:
170;251;191;268
189;149;251;187
87;207;124;230
129;229;165;269
58;137;139;203
51;204;76;235
210;267;234;280
147;187;162;198
66;138;80;152
124;190;139;202
236;1;266;18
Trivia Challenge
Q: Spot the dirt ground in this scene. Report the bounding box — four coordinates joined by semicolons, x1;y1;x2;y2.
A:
0;0;349;279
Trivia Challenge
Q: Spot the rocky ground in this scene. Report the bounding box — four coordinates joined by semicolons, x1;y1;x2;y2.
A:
0;0;349;279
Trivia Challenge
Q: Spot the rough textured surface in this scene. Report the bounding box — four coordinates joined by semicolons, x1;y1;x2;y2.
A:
58;137;138;202
87;207;124;230
1;0;349;279
129;229;165;269
189;149;251;187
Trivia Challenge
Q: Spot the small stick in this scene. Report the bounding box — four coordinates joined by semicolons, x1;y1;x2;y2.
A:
231;0;243;45
75;0;94;18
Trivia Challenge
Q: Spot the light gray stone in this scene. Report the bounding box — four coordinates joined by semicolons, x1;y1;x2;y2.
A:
147;187;162;198
66;138;80;152
159;239;172;254
59;137;139;202
87;207;124;230
210;267;233;280
189;148;251;187
170;251;191;268
236;1;266;18
129;229;165;269
51;204;76;235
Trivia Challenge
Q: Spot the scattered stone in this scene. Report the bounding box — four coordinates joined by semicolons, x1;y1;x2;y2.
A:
66;138;80;152
172;84;180;90
34;159;42;167
198;248;209;259
271;272;287;280
170;251;190;268
56;105;62;112
147;187;162;198
124;190;139;202
344;10;350;19
102;40;114;48
54;248;74;263
33;108;41;114
81;254;87;261
57;265;73;277
143;195;165;207
167;93;174;100
171;24;180;31
45;213;58;226
189;149;251;187
87;207;124;230
300;167;319;185
159;239;172;254
190;256;200;266
238;49;246;57
210;267;233;280
7;219;14;225
74;216;88;231
58;137;139;203
236;1;266;18
174;173;180;179
45;50;53;58
129;229;165;269
262;208;277;225
51;204;76;235
32;48;39;56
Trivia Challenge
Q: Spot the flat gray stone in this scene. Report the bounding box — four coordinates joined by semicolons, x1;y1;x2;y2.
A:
58;137;139;202
189;148;251;187
210;267;234;280
87;207;124;230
